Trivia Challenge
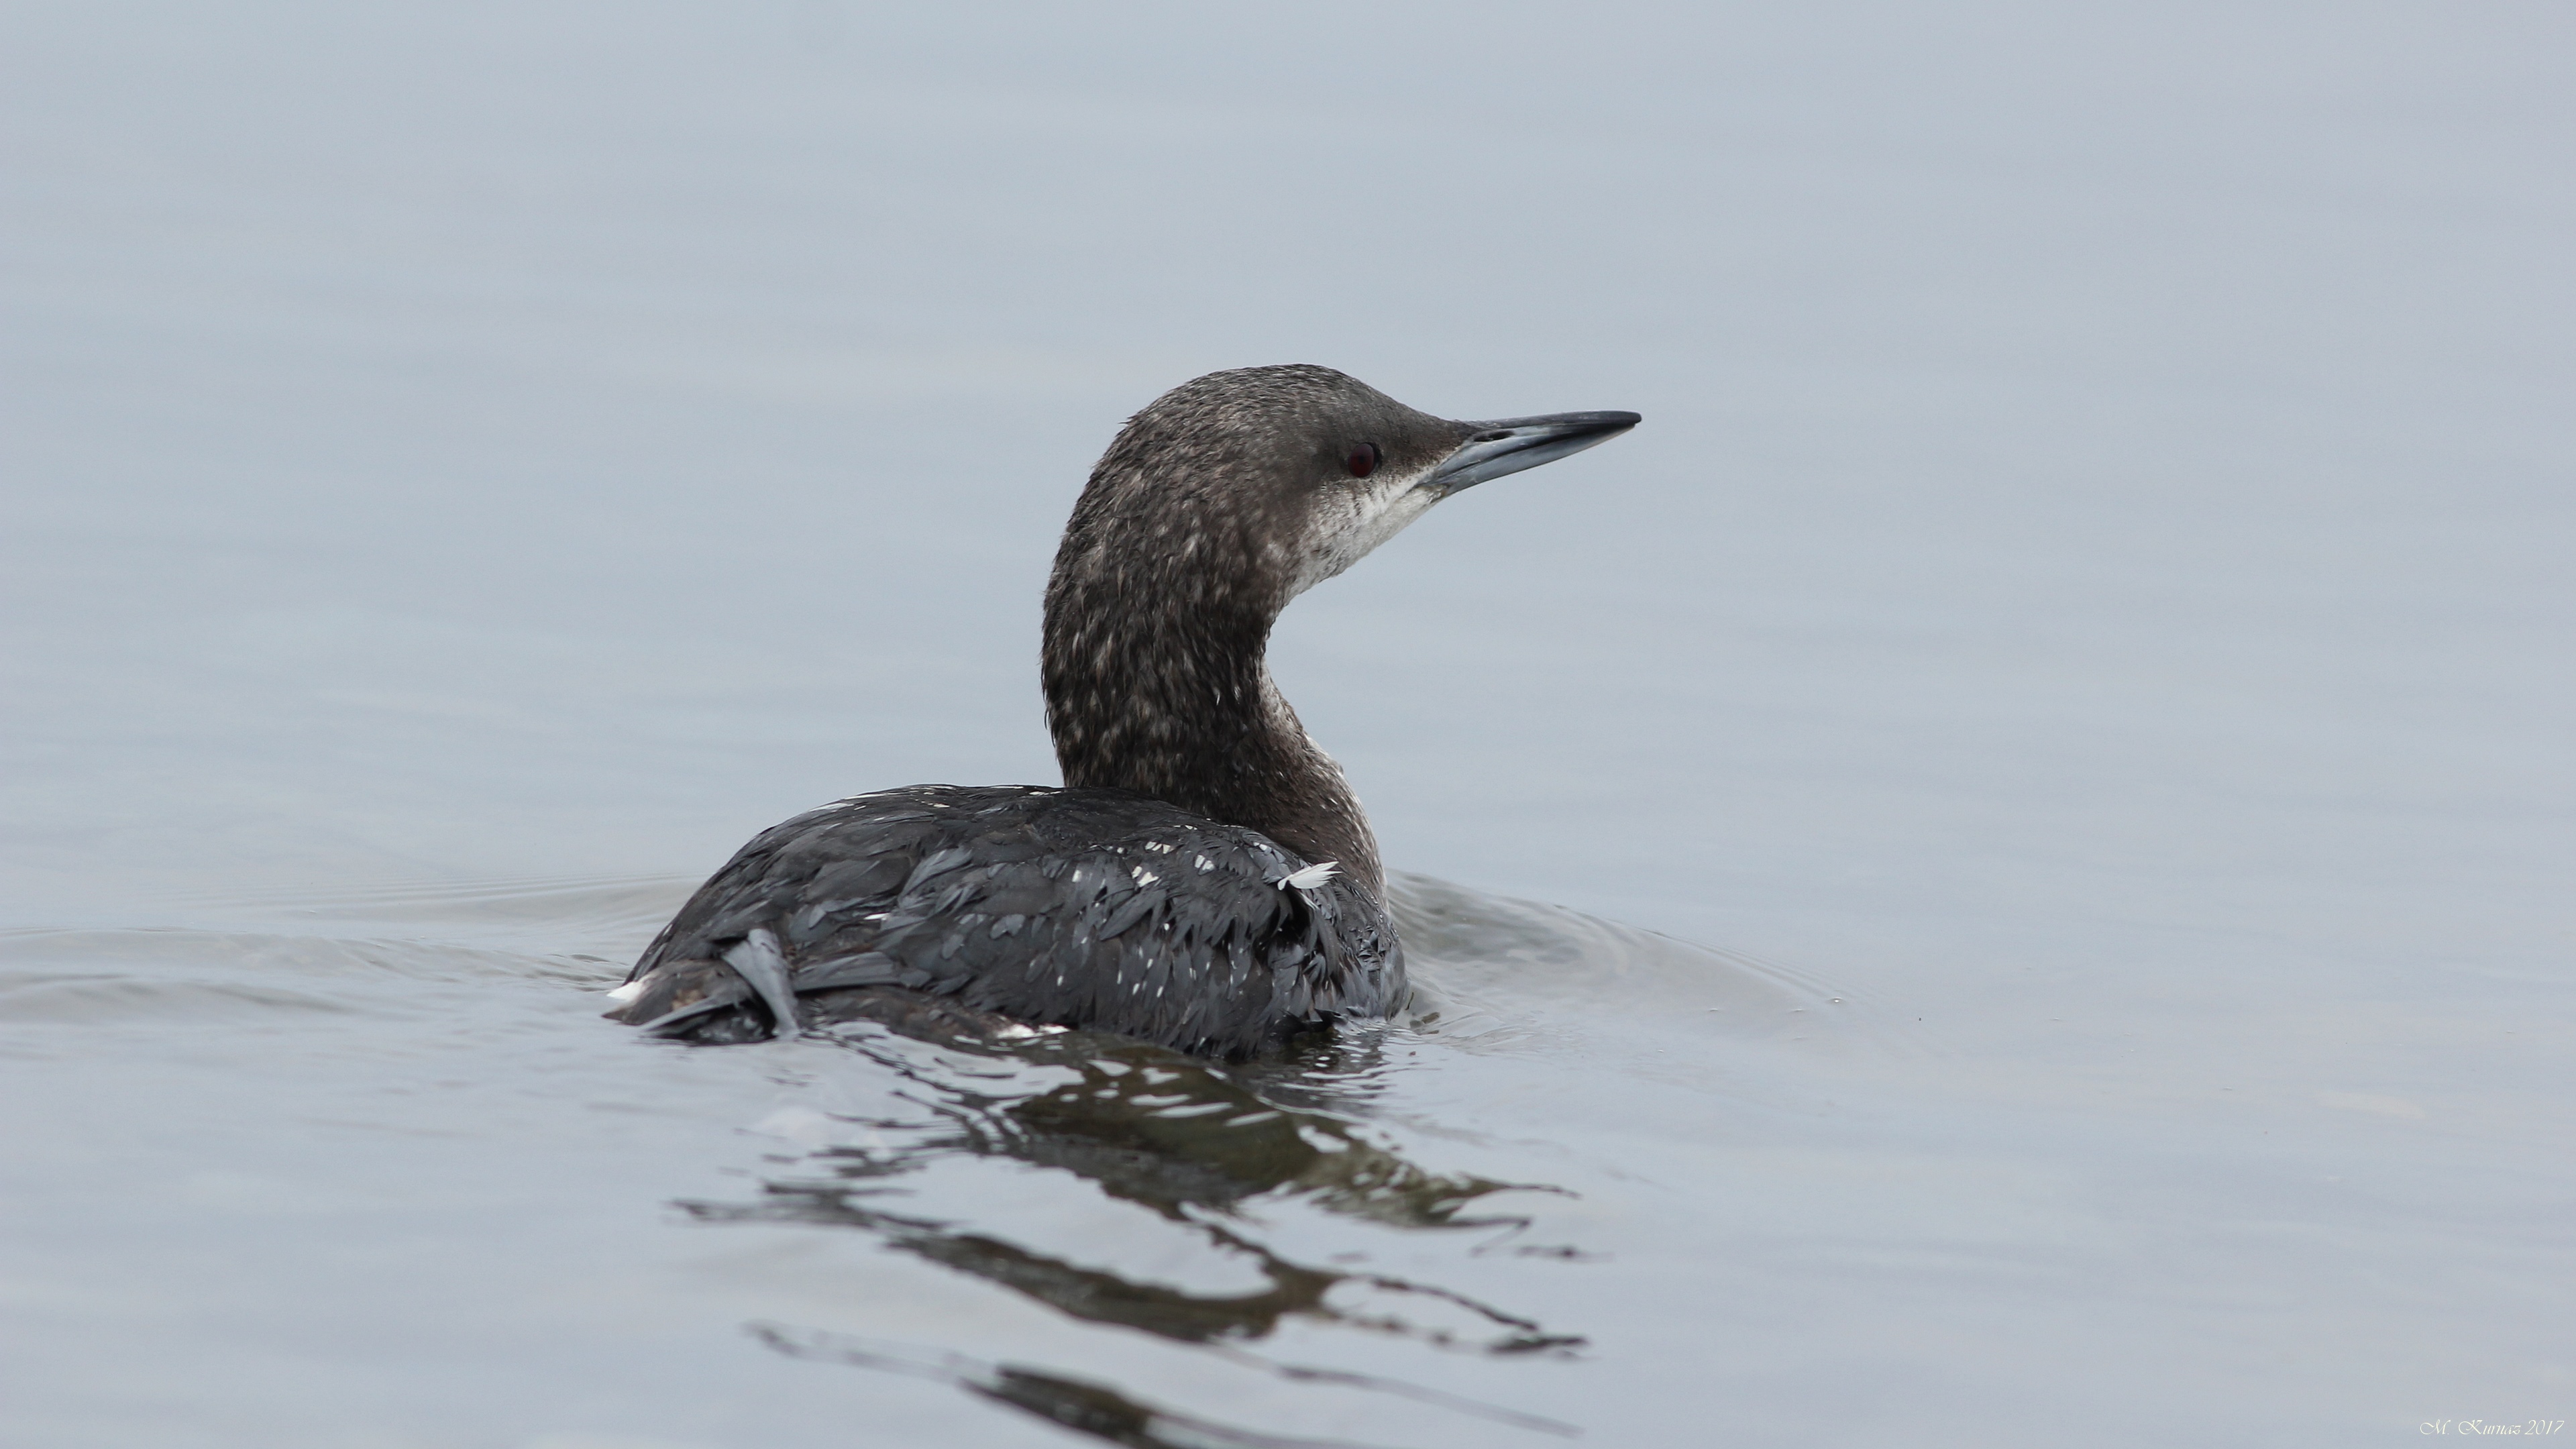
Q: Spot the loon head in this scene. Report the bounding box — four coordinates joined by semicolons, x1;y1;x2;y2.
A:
1052;364;1640;616
1041;365;1638;888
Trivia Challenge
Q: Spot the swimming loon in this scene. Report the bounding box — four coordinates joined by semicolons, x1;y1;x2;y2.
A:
608;365;1638;1057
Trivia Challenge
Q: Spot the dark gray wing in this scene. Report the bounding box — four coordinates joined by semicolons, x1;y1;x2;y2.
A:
607;784;1403;1058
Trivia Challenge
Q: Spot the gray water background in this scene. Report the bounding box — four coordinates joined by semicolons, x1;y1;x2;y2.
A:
3;3;2571;1445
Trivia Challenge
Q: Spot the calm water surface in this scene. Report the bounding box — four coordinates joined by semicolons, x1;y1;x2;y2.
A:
3;5;2571;1446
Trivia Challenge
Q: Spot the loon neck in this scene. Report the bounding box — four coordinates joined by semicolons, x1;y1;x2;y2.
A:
1041;578;1383;895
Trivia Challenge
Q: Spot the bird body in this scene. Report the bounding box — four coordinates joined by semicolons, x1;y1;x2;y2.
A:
610;785;1397;1058
612;366;1635;1057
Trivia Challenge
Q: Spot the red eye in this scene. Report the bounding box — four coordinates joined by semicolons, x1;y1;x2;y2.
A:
1346;443;1380;478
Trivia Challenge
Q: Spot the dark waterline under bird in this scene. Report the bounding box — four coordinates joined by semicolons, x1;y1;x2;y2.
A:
608;365;1638;1057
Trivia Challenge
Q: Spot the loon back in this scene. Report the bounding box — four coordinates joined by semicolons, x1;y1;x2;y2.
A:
609;786;1401;1059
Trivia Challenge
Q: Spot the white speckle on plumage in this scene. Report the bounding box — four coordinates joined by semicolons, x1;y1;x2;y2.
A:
604;979;646;1004
1281;861;1339;890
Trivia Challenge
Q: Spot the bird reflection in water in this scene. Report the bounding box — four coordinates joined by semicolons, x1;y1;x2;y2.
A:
679;1024;1585;1444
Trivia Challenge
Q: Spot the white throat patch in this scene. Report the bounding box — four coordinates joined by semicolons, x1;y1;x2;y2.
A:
1287;474;1443;598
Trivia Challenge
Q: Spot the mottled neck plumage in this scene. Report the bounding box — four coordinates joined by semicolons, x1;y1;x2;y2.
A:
1041;502;1383;896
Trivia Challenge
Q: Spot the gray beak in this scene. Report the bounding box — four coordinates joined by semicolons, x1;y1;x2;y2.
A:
1421;410;1642;495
